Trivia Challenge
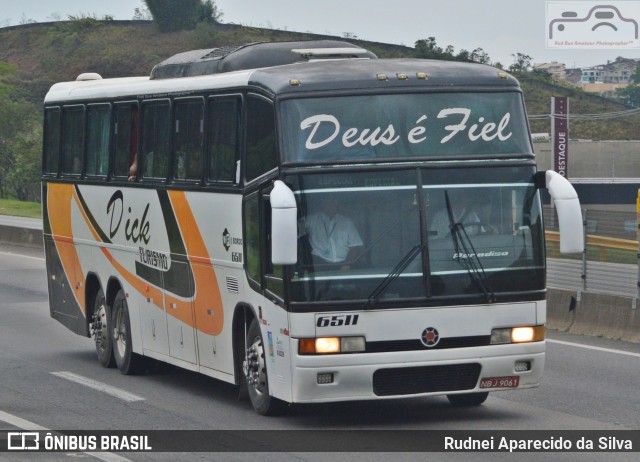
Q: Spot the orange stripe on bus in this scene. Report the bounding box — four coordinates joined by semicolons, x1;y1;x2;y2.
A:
189;255;211;265
53;235;74;244
168;190;224;336
47;183;86;317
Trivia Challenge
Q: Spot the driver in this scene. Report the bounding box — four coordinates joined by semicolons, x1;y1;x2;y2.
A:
298;194;363;265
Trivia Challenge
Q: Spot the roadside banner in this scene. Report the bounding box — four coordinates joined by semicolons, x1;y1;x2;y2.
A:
552;96;569;178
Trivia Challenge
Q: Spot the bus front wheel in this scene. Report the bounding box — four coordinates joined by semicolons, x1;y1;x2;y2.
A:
111;289;145;375
243;318;288;416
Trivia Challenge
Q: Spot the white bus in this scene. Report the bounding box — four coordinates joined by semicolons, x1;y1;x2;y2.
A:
42;41;583;415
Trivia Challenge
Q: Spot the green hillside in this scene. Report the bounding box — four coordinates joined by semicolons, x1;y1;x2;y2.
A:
0;19;414;104
520;77;640;140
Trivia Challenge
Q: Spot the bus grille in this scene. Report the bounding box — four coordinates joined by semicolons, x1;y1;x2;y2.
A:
373;363;481;396
366;336;490;353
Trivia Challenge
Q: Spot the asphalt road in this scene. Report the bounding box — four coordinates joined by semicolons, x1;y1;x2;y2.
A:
0;245;638;462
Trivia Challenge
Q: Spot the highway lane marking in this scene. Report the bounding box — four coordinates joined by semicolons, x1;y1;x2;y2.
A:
51;371;145;402
0;410;131;462
547;339;640;359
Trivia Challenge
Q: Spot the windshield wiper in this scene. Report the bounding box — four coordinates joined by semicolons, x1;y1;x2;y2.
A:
365;243;423;308
444;191;496;303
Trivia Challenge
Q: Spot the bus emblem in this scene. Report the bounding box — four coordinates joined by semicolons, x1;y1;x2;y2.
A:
222;228;231;251
420;327;440;347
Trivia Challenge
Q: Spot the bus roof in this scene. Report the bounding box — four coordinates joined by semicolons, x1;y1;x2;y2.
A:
44;43;520;104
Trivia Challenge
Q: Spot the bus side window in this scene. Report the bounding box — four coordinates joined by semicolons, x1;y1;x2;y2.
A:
85;104;110;177
243;188;284;299
113;103;138;180
43;108;61;175
245;95;277;182
141;101;170;180
61;106;85;176
208;96;240;184
263;188;284;299
174;98;204;182
244;192;261;286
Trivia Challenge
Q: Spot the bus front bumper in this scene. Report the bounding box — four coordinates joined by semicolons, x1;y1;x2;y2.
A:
289;342;545;403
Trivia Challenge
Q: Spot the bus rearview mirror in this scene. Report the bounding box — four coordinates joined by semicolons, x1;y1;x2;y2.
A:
270;180;298;265
543;170;584;254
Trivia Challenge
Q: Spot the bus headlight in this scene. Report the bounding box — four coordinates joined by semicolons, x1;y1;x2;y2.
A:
490;326;545;344
298;336;366;354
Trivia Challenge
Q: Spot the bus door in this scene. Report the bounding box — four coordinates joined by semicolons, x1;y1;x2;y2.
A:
164;259;197;364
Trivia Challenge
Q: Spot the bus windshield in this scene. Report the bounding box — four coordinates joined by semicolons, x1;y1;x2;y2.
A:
281;92;532;163
288;166;545;305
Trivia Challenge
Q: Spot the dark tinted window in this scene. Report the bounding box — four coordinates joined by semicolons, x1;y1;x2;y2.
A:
141;101;170;180
43;108;61;175
281;92;532;163
245;96;277;181
113;103;138;179
86;105;110;177
244;193;260;284
208;97;240;183
61;106;85;175
174;99;204;181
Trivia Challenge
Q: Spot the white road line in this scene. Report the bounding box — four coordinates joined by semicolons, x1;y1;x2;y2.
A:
547;338;640;359
0;410;48;431
0;410;131;462
51;371;145;402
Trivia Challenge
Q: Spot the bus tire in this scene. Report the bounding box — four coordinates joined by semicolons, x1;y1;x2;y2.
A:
111;289;144;375
91;288;115;368
244;318;288;416
447;392;489;406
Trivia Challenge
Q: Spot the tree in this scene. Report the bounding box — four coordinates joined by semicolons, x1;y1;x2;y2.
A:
133;1;153;20
144;0;222;32
509;53;532;74
415;37;445;60
470;47;490;64
414;38;491;64
630;64;640;85
0;62;41;201
198;0;223;24
616;84;640;107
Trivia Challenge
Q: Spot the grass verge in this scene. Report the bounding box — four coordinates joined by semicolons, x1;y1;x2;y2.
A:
0;198;42;219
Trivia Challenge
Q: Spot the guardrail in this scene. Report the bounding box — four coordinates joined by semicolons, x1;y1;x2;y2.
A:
546;230;637;253
545;229;639;298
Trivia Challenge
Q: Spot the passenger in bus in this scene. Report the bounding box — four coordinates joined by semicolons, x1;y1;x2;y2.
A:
298;195;364;267
128;153;138;181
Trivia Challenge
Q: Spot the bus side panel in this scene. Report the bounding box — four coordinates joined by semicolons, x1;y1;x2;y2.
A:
43;235;88;336
187;191;244;376
44;182;88;336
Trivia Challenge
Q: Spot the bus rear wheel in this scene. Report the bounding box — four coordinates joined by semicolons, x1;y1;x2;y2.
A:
243;318;288;416
447;392;489;406
111;289;145;375
90;289;114;368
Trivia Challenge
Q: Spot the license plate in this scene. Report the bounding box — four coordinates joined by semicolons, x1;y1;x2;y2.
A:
479;376;520;389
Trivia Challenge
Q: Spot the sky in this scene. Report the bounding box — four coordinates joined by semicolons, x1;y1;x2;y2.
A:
2;0;640;68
